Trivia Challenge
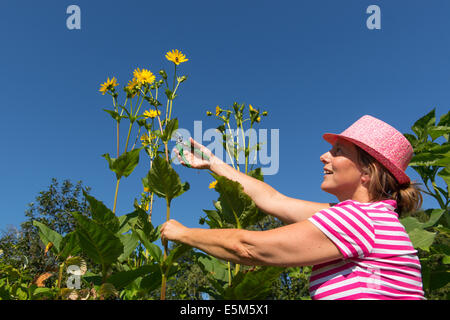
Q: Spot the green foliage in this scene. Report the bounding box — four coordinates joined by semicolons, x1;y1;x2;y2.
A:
103;148;142;180
401;108;450;299
143;155;190;204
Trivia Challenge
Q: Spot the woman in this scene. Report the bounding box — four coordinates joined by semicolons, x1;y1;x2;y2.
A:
161;115;425;300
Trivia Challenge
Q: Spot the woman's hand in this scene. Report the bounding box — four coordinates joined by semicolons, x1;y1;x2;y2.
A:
160;219;189;244
173;138;215;170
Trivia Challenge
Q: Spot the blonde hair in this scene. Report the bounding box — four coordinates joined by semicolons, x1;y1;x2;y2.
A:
354;145;423;216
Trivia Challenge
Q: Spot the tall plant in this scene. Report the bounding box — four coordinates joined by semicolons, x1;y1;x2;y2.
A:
401;108;450;299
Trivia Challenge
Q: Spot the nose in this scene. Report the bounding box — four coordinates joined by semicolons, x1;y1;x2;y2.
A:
320;151;330;165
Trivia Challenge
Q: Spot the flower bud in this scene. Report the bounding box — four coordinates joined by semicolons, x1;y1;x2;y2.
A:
262;111;268;116
159;69;167;80
206;111;212;116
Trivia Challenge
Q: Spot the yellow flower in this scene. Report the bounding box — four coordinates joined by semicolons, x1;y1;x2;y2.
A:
126;77;140;92
165;49;189;65
249;104;255;112
99;77;119;95
141;133;150;146
256;116;261;123
209;180;218;189
133;68;155;85
144;187;150;193
215;106;221;116
143;109;161;119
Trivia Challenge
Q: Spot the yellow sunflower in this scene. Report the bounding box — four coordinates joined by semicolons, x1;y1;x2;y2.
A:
99;77;119;95
133;68;156;85
208;180;218;189
143;109;161;119
140;133;150;146
165;49;189;65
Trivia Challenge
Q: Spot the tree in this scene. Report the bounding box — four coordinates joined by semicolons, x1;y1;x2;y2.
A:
0;178;91;276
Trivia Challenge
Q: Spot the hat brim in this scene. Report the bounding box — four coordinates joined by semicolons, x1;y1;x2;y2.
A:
322;133;411;185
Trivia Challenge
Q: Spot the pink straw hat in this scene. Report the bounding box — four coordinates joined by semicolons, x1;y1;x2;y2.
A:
323;115;413;185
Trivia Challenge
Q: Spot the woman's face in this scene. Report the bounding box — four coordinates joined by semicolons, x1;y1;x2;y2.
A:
320;138;370;202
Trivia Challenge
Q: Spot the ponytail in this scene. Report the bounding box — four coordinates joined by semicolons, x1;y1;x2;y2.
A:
355;145;423;216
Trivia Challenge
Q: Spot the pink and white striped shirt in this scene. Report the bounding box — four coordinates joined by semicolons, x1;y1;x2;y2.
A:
307;199;425;300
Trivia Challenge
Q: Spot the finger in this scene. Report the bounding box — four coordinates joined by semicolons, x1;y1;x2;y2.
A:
173;148;188;166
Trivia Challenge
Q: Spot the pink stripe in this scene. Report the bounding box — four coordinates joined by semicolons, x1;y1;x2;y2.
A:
325;210;372;256
335;293;423;300
378;269;423;283
378;275;424;292
376;234;411;241
310;269;358;291
313;282;364;300
374;243;416;251
332;207;375;246
334;206;375;237
366;255;421;266
373;217;400;222
340;206;374;231
310;262;355;282
312;214;358;258
374;225;406;232
357;259;421;273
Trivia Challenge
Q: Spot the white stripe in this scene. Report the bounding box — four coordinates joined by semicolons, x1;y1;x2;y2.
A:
376;239;414;246
309;215;353;256
374;229;409;237
331;209;373;254
335;206;375;239
343;204;373;227
310;265;354;288
371;248;417;256
311;213;356;257
312;276;362;297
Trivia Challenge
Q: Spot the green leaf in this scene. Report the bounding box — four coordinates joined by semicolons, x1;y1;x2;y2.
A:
400;216;424;232
196;253;229;283
162;244;192;274
407;228;436;251
144;155;189;203
117;210;140;234
409;151;450;166
161;118;178;143
32;221;63;254
72;212;123;267
130;208;162;262
102;148;142;180
103;109;123;122
422;209;446;228
107;265;155;290
117;232;139;263
212;173;262;228
59;231;81;260
201;209;224;228
411;109;436;141
140;267;163;292
224;267;284;300
83;190;119;233
429;126;450;141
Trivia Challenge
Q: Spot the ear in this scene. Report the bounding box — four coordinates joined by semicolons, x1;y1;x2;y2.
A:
360;168;371;185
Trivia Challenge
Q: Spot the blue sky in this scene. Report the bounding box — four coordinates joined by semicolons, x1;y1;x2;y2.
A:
0;0;449;232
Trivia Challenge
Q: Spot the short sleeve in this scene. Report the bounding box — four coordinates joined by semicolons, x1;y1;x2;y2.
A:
308;204;375;259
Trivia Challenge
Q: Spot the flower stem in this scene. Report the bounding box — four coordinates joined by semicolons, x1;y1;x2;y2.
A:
113;178;121;214
160;197;171;300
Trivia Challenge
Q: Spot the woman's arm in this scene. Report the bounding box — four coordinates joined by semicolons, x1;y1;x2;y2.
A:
176;138;334;224
161;219;342;267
